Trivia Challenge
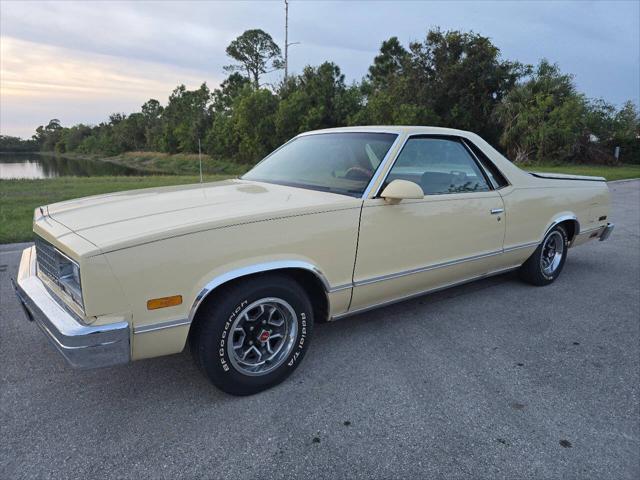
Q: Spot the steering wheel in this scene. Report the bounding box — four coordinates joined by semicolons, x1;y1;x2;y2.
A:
344;166;373;181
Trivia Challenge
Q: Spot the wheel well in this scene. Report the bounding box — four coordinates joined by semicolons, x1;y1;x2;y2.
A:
188;268;330;342
557;219;578;242
286;269;330;323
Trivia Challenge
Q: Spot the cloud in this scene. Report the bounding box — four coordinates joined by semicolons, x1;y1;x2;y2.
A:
1;37;220;137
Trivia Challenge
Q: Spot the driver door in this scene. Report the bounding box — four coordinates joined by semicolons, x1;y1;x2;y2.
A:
351;136;506;311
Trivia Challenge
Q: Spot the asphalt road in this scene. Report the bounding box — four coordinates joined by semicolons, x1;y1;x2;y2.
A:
1;180;639;480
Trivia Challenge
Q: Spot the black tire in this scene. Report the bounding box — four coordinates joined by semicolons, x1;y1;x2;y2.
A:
518;225;569;286
190;274;313;396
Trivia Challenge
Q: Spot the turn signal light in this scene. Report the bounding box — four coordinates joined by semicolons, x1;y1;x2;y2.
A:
147;295;183;310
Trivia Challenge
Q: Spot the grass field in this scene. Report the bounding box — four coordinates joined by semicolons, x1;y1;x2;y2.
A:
1;164;638;244
0;175;232;244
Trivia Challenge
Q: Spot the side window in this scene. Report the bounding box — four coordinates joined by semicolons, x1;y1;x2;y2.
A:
385;137;491;195
464;140;509;188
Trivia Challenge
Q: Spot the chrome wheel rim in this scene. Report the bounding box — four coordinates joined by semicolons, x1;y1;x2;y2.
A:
540;231;564;277
227;298;298;376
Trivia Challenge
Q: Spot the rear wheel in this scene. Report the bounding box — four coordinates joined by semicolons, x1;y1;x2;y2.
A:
190;274;313;395
519;225;568;286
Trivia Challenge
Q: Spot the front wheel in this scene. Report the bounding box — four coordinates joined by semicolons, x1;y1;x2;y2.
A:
190;274;313;395
519;225;568;286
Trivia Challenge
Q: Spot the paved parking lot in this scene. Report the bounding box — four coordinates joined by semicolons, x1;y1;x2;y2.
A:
1;180;638;479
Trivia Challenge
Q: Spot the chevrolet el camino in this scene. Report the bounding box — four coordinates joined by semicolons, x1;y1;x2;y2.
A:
14;126;614;395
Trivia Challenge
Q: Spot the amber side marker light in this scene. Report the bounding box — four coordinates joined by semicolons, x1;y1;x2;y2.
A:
147;295;183;310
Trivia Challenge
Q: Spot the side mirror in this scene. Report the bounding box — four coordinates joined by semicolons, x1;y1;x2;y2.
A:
380;179;424;204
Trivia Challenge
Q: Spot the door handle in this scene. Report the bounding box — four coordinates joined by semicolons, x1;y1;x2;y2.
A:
490;208;504;215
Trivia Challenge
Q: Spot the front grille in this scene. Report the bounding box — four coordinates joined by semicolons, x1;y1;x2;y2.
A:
34;236;61;283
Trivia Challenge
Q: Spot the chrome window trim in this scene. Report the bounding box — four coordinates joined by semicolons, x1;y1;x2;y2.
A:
298;128;404;137
371;133;499;198
361;133;406;199
244;131;401;200
460;138;511;189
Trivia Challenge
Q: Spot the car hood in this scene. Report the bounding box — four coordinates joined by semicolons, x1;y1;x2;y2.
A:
46;179;358;253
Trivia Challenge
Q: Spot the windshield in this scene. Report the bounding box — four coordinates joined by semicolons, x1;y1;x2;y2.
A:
242;132;398;197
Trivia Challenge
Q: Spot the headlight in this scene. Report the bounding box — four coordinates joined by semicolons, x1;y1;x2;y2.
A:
57;253;84;309
34;236;84;310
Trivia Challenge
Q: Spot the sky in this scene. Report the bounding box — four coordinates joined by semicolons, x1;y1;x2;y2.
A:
1;0;639;139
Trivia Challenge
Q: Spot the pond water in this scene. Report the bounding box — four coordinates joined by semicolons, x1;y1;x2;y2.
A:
0;152;147;179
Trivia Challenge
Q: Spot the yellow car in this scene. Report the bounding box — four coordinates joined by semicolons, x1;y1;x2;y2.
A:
14;126;614;395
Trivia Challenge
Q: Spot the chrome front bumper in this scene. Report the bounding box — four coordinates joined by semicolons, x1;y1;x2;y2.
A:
13;247;130;369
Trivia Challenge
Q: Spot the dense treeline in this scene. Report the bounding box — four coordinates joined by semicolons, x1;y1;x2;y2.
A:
0;135;38;152
13;28;640;164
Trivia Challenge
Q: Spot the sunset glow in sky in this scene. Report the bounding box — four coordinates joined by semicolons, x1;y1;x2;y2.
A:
1;0;638;138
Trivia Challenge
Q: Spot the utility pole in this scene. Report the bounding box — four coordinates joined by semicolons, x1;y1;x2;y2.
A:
284;0;289;80
284;0;299;81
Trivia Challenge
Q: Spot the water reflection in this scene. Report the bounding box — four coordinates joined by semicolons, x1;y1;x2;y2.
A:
0;153;147;179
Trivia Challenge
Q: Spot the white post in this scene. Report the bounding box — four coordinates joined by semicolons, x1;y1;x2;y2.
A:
198;138;203;183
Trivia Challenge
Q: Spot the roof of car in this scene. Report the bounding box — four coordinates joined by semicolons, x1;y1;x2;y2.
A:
299;125;472;137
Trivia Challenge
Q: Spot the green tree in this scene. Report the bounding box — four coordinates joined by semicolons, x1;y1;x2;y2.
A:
614;101;640;141
0;135;38;152
33;119;63;151
357;30;528;140
234;89;279;162
161;84;212;153
349;90;439;126
141;99;164;150
22;26;636;168
205;86;278;163
275;62;360;141
212;73;251;113
366;36;409;91
56;124;93;153
408;29;529;143
612;101;640;163
495;60;587;163
224;29;283;88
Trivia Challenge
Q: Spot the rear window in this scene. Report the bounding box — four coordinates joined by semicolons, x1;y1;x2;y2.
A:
464;140;509;188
